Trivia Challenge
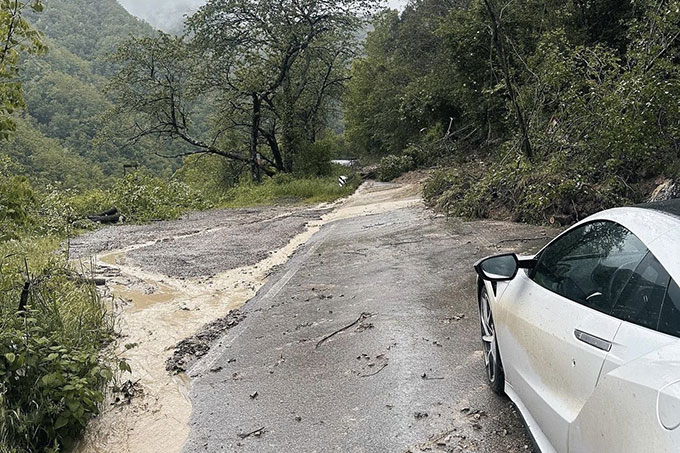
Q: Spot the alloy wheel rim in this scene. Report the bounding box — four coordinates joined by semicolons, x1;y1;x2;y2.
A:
480;291;497;383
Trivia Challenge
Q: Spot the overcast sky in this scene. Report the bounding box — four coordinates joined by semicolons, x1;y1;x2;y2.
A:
118;0;408;31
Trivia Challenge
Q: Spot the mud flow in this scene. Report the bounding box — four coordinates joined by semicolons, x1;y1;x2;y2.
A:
72;181;421;453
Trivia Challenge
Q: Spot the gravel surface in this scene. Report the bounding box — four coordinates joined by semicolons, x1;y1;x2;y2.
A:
71;206;331;278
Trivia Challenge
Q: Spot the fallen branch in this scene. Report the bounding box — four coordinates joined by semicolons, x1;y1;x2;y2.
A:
238;426;265;439
18;281;29;313
87;214;121;224
421;372;444;380
342;251;367;257
74;277;107;286
360;363;388;378
315;312;372;349
97;208;118;217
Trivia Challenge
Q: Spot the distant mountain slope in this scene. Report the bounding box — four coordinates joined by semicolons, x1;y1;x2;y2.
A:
32;0;154;71
0;0;179;189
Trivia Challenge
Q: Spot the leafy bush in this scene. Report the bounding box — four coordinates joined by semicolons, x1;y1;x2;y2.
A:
377;154;415;182
63;170;211;223
0;176;38;241
107;171;209;222
175;154;247;195
0;240;116;452
295;141;333;177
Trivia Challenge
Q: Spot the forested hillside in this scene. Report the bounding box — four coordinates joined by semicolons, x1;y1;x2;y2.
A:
0;0;178;189
346;0;680;223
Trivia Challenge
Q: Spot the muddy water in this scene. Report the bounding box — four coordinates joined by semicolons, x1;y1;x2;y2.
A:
73;181;420;453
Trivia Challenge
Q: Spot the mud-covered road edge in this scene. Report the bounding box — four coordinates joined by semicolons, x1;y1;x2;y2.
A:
166;310;248;374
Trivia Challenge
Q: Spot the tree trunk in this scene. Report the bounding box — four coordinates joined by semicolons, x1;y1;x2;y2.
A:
250;93;262;183
280;75;296;173
483;0;533;161
264;131;285;172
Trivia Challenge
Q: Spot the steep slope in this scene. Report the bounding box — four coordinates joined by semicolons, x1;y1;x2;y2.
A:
0;0;178;189
31;0;154;74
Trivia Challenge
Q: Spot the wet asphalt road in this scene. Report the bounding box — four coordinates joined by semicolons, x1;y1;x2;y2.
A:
183;200;552;452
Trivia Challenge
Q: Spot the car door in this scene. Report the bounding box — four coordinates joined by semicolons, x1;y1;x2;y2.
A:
495;221;648;453
570;252;680;452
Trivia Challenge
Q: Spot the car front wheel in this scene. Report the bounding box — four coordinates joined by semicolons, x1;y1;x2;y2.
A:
479;286;505;395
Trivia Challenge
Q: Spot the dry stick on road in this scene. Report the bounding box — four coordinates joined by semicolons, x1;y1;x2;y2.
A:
315;312;373;349
421;372;445;380
238;427;266;440
360;363;388;378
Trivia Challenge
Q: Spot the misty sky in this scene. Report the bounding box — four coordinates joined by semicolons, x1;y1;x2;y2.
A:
118;0;408;31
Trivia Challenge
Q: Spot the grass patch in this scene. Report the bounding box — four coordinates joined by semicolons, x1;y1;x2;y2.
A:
219;173;360;208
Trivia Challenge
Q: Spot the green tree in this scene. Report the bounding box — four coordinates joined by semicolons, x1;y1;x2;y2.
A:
108;0;378;183
0;0;45;138
344;2;464;158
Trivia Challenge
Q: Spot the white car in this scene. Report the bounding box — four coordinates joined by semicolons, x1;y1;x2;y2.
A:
474;202;680;452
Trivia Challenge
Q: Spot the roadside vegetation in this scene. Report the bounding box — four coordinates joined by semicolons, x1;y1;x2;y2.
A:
0;155;127;452
346;0;680;224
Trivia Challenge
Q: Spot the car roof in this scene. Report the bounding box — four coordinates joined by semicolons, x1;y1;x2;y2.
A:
636;198;680;220
581;207;680;280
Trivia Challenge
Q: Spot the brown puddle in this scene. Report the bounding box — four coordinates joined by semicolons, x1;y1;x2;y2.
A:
72;181;421;453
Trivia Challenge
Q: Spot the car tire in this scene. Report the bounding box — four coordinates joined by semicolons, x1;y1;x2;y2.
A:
479;286;505;395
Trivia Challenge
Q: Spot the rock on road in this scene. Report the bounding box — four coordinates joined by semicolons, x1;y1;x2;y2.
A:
183;182;552;453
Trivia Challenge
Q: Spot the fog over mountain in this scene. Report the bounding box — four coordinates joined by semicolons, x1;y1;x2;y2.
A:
117;0;407;32
117;0;204;31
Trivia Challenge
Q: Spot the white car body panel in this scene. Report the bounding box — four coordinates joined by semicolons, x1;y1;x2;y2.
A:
483;206;680;453
570;327;680;452
569;342;680;452
495;272;620;452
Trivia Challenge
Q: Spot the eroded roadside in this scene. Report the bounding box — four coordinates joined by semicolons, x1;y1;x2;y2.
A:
70;182;422;453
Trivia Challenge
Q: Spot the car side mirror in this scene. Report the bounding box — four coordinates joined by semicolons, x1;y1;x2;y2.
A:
474;253;536;282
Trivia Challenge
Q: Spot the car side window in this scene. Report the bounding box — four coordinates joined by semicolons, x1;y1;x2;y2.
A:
659;280;680;338
532;221;648;312
610;252;670;331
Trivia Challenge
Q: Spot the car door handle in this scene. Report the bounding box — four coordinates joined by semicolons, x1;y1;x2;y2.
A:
574;329;612;352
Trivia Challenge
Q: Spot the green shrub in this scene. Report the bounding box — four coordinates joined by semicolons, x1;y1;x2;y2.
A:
377;154;415;182
295;141;333;177
0;240;116;452
175;154;246;194
109;171;209;222
0;176;38;241
63;170;211;223
424;152;637;224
